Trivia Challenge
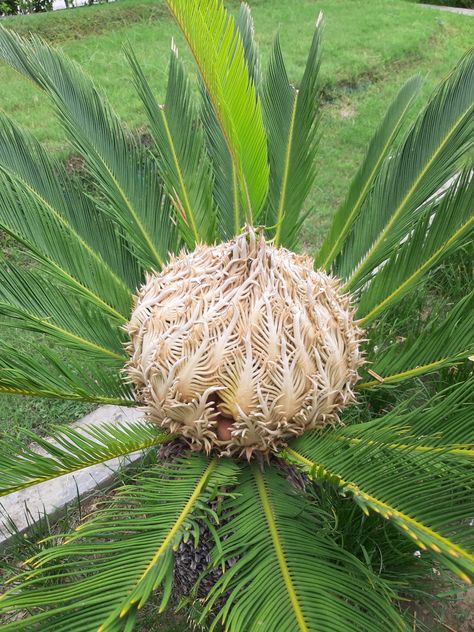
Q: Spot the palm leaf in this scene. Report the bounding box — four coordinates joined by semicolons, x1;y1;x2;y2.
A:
357;169;474;322
166;0;269;223
262;16;322;248
0;26;179;270
200;85;238;239
203;464;404;631
0;263;126;361
0;455;238;631
235;2;261;88
127;44;216;247
285;381;474;583
0;113;141;301
358;290;474;389
334;379;474;457
0;161;128;324
338;48;474;290
316;75;421;270
198;3;261;241
0;340;132;405
0;421;169;496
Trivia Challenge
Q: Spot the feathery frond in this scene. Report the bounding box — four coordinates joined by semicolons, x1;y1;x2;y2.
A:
197;1;260;241
0;340;132;405
0;455;239;631
204;464;404;631
316;75;421;270
0;25;179;270
357;168;474;322
200;86;237;239
334;379;474;456
0;263;126;361
285;381;474;583
262;17;322;248
0;5;472;631
166;0;269;223
358;290;474;388
0;161;129;323
127;44;216;247
338;47;474;289
0;420;168;496
0;113;141;298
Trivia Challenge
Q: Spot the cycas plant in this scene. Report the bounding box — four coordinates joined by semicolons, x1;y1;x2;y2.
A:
0;0;473;629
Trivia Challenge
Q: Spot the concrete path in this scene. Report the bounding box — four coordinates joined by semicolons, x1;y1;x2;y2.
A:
421;4;474;16
0;404;144;546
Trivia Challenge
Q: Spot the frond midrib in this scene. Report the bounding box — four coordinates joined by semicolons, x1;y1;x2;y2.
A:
319;88;416;269
285;446;474;581
0;163;132;303
0;302;126;361
105;457;218;627
0;433;172;497
358;213;474;324
253;465;309;632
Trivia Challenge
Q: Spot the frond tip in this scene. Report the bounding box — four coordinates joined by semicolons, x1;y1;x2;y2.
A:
166;0;269;223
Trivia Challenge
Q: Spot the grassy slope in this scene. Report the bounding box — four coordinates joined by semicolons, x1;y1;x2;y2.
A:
0;0;472;435
0;0;469;148
0;3;472;629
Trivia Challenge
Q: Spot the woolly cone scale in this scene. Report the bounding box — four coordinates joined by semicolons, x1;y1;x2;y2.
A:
125;227;363;458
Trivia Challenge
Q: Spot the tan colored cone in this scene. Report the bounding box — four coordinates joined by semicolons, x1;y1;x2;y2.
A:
125;227;363;458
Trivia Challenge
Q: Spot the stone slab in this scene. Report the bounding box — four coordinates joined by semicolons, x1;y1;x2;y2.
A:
0;404;143;547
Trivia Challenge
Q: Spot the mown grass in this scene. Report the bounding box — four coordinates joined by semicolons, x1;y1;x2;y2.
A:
0;4;472;627
0;0;471;151
0;0;472;435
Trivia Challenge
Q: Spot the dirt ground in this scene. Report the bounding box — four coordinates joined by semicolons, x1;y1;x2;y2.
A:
409;586;474;632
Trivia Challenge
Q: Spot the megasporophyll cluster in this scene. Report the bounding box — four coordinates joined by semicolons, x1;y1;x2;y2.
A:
126;227;364;458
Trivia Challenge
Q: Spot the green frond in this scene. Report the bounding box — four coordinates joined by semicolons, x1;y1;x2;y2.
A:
166;0;269;224
0;113;141;301
316;75;421;270
199;3;261;240
235;2;261;88
203;464;405;632
263;16;322;248
357;169;474;323
127;45;216;247
0;421;169;496
339;48;474;290
335;379;474;456
0;25;179;270
358;290;474;389
0;455;239;631
200;85;238;239
285;381;474;583
0;263;126;361
0;150;130;322
0;340;132;405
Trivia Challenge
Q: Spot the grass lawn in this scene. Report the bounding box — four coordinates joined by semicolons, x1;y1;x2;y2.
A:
0;0;472;433
0;2;472;629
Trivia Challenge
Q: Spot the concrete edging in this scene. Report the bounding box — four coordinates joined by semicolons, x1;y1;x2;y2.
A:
0;404;144;547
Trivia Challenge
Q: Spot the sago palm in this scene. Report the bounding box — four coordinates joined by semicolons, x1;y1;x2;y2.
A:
0;1;473;630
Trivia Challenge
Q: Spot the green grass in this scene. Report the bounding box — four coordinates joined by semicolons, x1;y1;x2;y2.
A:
0;0;472;435
1;3;472;630
0;0;471;152
0;392;92;438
